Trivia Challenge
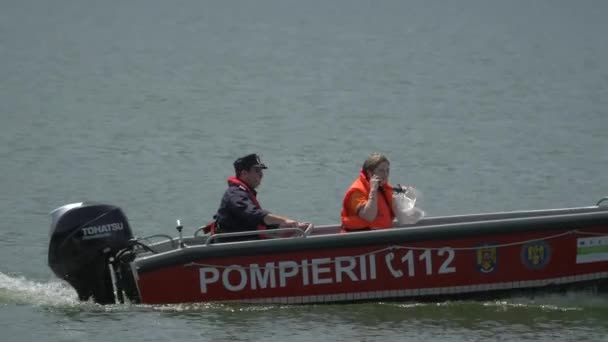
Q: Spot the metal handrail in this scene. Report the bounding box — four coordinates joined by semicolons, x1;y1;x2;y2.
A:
193;226;206;237
303;223;314;236
195;223;314;237
205;225;313;246
139;234;177;248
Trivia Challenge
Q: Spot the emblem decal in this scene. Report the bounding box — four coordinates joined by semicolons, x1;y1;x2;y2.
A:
521;240;551;270
475;245;497;273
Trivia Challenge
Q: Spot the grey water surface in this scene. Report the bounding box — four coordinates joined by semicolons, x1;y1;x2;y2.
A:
1;0;607;341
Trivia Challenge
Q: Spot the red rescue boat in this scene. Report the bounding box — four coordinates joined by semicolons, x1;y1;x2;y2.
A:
48;198;608;305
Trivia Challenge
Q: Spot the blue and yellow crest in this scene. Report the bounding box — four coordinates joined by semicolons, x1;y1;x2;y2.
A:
520;240;551;270
475;245;497;273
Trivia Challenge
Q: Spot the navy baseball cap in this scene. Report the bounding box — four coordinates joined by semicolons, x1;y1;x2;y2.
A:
234;154;268;172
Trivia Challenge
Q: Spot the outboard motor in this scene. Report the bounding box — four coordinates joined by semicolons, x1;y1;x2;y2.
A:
48;202;135;304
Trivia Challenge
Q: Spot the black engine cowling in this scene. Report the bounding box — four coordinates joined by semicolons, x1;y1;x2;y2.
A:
48;202;135;304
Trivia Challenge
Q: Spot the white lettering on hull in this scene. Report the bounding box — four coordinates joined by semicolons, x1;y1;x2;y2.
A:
250;263;276;290
223;266;247;292
198;254;377;294
279;261;299;287
335;256;357;283
198;249;457;294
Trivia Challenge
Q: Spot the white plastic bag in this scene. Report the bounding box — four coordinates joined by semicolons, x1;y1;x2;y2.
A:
393;187;425;225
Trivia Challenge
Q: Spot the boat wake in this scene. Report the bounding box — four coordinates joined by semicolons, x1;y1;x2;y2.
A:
0;271;261;313
483;291;608;311
3;270;608;317
388;290;608;313
0;271;80;307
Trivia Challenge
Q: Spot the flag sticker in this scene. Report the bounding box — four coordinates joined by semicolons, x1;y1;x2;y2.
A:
576;236;608;264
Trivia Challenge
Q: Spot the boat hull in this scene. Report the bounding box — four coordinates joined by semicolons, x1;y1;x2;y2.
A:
134;211;608;304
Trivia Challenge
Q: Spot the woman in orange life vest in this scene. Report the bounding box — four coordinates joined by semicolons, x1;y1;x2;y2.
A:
341;153;406;232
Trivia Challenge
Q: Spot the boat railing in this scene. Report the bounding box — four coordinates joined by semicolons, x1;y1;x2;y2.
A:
193;226;208;237
137;234;177;248
204;224;314;246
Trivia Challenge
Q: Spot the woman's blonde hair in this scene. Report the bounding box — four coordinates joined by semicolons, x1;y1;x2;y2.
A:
362;152;390;173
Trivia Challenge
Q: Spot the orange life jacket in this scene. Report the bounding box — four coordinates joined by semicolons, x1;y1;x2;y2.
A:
340;171;395;231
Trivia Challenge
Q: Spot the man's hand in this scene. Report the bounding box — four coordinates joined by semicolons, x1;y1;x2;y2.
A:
281;219;299;228
281;220;310;230
296;221;311;230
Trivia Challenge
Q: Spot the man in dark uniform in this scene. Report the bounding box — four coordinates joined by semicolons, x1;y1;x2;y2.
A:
213;153;308;241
